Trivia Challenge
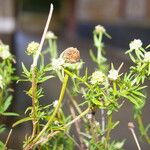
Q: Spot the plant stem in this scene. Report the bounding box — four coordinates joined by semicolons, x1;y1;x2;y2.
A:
64;107;90;128
129;128;141;150
105;114;112;148
4;129;13;150
64;69;90;88
66;89;87;123
31;68;38;138
69;104;85;150
101;109;105;133
32;4;53;68
137;115;150;144
25;74;69;149
31;107;90;147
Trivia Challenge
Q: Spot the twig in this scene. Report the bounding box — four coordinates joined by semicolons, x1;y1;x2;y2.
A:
128;122;141;150
4;128;13;150
32;4;53;68
69;104;85;150
101;109;105;133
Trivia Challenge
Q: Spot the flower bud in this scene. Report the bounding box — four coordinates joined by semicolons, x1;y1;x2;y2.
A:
90;71;105;84
45;31;57;40
95;25;106;33
0;43;11;59
26;41;40;55
61;47;80;63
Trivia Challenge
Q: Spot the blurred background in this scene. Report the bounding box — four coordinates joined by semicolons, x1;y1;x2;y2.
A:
0;0;150;149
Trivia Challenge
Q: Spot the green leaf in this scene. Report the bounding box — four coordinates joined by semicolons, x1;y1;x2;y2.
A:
3;95;12;112
0;112;19;116
0;125;5;134
89;49;97;63
0;141;5;149
12;117;32;127
124;95;140;107
21;62;30;77
38;75;54;83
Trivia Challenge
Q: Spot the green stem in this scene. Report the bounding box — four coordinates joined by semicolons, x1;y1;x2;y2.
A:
27;74;69;149
137;115;150;144
97;33;103;64
31;68;38;139
64;69;90;88
66;89;87;123
105;114;112;148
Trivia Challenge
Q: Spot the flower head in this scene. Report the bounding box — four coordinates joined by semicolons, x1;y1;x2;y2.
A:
86;113;92;119
0;43;11;59
51;58;65;70
95;25;106;33
45;31;57;40
108;69;119;81
26;41;40;55
144;52;150;62
90;71;105;84
129;39;142;50
61;47;80;63
53;100;58;108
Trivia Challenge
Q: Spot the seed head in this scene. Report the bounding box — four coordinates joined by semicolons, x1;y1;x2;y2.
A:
26;41;40;55
128;122;135;129
61;47;80;63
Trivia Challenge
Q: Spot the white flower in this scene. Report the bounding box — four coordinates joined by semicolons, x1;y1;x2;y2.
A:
95;121;100;126
129;39;142;50
108;69;119;81
144;52;150;62
95;25;106;33
53;100;58;108
86;113;92;119
90;71;105;84
45;31;57;39
26;41;39;55
51;58;65;70
0;75;4;89
54;120;60;126
0;45;11;59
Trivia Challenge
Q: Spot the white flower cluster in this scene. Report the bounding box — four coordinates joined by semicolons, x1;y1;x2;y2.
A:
144;52;150;62
51;58;65;70
0;75;4;89
95;25;106;33
86;113;92;119
129;39;142;50
108;69;119;81
90;71;105;84
46;31;57;40
53;100;58;108
26;41;39;55
0;44;11;59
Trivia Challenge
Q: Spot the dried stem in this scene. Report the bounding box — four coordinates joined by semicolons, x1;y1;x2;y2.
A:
69;104;85;150
4;129;13;150
101;109;105;133
32;4;53;68
24;74;69;150
128;122;141;150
